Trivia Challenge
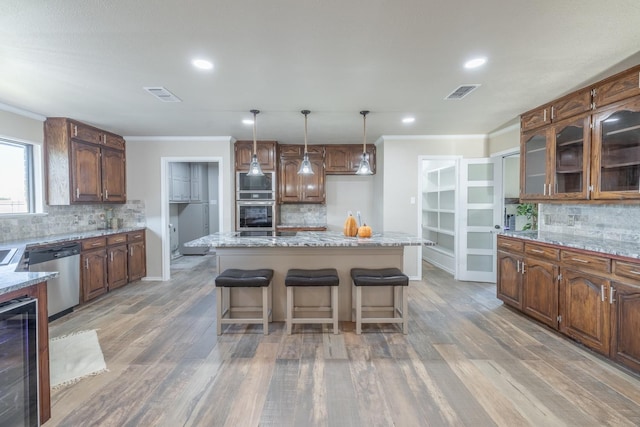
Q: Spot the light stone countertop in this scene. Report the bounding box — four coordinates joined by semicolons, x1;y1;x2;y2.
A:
185;231;430;248
500;230;640;259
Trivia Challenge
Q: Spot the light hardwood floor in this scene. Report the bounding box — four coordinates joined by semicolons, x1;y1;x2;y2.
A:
47;257;640;426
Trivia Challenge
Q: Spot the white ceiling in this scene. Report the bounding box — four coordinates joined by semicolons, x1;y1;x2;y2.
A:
1;0;640;145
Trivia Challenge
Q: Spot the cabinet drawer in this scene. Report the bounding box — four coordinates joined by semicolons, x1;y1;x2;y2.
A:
561;249;610;273
128;231;145;242
594;66;640;108
107;233;128;245
525;243;560;261
70;121;103;145
521;107;550;131
497;237;524;253
82;237;107;250
613;259;640;283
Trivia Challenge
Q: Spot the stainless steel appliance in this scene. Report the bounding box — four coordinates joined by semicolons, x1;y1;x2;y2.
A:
0;297;38;427
27;242;81;320
236;171;275;200
236;201;275;233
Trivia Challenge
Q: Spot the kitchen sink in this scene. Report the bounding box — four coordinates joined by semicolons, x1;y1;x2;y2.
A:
0;248;18;266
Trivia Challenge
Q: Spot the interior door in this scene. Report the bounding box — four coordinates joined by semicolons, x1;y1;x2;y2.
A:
457;157;502;282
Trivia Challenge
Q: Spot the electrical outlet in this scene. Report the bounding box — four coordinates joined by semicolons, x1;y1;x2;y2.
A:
567;215;575;226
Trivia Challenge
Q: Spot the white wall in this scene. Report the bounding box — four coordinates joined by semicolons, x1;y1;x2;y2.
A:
0;108;44;144
325;175;375;231
126;137;233;279
488;122;519;154
378;135;488;277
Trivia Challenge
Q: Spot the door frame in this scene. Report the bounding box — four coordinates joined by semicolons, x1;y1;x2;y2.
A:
161;156;224;281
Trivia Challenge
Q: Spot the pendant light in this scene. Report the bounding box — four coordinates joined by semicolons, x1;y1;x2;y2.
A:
247;109;264;176
355;110;372;175
297;110;314;175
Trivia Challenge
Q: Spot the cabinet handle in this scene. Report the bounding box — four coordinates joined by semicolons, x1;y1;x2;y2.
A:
85;259;89;269
76;188;80;199
627;270;640;275
105;189;109;199
543;184;547;196
110;252;113;262
530;249;544;254
543;109;547;122
74;125;78;136
570;257;589;264
610;286;616;304
550;106;555;120
601;285;605;302
91;242;101;246
549;183;553;196
516;260;520;273
521;262;526;274
130;247;134;256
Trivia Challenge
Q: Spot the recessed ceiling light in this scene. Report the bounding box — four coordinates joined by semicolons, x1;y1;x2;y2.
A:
402;117;415;124
464;57;487;69
242;119;254;125
192;59;213;70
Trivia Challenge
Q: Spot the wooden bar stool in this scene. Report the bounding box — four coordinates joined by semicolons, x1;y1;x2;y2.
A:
215;268;274;335
350;267;409;334
285;268;340;334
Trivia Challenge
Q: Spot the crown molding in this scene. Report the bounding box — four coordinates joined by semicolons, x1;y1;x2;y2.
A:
125;136;233;143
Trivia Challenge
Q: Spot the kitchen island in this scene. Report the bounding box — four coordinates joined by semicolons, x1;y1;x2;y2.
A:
185;231;428;321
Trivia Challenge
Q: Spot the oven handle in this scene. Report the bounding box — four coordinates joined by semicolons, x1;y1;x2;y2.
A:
236;200;276;206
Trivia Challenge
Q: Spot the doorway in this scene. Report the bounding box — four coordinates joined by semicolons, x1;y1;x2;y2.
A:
161;157;223;281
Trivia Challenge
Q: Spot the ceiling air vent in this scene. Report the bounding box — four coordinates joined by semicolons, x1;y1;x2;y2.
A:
143;86;182;103
445;84;480;100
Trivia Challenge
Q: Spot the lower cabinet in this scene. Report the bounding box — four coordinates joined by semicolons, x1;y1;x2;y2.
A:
128;230;146;282
81;248;108;302
559;269;611;355
523;258;558;329
611;281;640;371
81;229;146;302
497;235;640;373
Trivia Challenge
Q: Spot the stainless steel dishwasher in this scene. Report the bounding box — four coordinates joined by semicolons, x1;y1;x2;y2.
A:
27;242;81;320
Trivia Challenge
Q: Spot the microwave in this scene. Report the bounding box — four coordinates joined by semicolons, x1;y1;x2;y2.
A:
236;171;275;200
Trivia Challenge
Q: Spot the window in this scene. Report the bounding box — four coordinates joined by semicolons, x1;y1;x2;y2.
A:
0;139;35;214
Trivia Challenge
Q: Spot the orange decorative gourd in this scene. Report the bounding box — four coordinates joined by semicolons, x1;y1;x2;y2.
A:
357;223;372;238
343;212;358;237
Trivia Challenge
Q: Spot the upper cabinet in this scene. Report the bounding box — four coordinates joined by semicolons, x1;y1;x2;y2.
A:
278;144;325;204
590;96;640;200
520;64;640;202
44;118;126;205
235;140;277;171
325;145;376;175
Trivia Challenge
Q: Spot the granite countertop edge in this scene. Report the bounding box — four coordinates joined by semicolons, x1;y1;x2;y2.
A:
186;231;430;248
500;230;640;260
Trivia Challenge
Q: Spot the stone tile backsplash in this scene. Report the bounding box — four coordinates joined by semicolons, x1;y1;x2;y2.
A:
540;203;640;243
279;204;327;225
0;200;146;243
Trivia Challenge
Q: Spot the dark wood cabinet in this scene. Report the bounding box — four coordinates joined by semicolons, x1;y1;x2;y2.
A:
519;64;640;203
610;281;640;372
593;65;640;109
497;234;640;373
107;233;128;290
44;117;127;205
523;257;559;329
559;269;611;355
128;230;146;282
590;95;640;199
235;140;277;171
278;145;325;204
497;249;523;310
81;248;108;302
325;145;376;175
520;115;590;201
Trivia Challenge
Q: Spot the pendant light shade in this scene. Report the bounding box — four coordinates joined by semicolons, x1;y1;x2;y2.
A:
247;109;264;177
355;110;372;175
297;110;314;175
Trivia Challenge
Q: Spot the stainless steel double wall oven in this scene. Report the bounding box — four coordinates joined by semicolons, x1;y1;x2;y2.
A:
236;171;276;236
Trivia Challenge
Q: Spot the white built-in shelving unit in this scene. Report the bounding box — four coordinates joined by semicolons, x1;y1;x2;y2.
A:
421;161;457;274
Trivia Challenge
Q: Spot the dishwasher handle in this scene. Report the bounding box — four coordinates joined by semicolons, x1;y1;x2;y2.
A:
27;243;81;265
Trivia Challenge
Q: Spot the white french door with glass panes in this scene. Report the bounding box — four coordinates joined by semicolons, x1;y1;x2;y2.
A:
457;158;503;282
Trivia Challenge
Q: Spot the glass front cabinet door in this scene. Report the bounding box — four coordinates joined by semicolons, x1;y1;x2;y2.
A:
552;115;590;199
520;127;551;200
591;95;640;200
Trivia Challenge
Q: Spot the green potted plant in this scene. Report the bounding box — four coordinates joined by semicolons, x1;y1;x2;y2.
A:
516;203;538;231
